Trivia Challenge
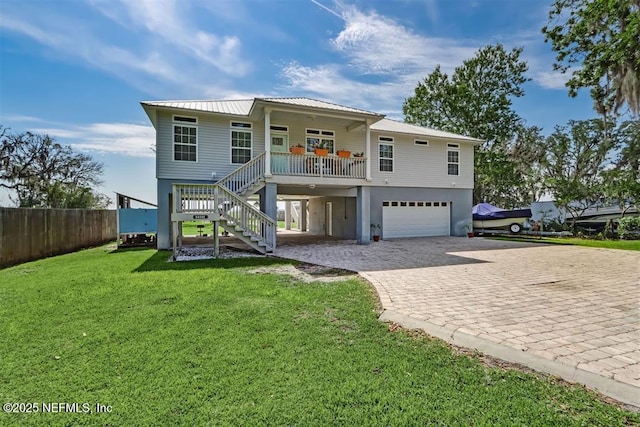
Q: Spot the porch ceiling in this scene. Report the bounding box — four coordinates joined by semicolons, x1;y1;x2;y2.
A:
267;109;367;130
276;184;358;198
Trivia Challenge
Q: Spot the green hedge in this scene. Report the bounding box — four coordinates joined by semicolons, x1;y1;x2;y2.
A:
618;216;640;239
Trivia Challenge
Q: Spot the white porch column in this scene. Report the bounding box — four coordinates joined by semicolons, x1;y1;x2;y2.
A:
285;201;292;230
264;107;272;177
365;119;372;181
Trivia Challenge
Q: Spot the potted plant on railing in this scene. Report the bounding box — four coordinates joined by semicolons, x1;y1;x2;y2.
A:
314;141;329;157
353;152;364;158
371;223;381;242
336;148;351;158
290;143;305;155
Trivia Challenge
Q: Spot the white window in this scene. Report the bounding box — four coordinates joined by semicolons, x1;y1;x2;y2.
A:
379;136;394;172
173;116;198;162
306;128;335;154
270;125;288;132
447;143;459;176
231;121;252;164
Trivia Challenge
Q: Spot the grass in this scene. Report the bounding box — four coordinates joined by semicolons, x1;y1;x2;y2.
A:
489;235;640;251
181;221;215;236
180;220;292;235
1;247;638;426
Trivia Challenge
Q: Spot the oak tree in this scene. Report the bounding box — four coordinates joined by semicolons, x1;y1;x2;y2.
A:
403;44;543;206
0;127;109;208
543;0;640;117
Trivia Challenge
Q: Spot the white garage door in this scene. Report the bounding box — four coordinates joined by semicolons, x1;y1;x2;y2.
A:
382;201;450;238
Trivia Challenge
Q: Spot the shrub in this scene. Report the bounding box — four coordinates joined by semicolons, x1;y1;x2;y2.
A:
618;216;640;240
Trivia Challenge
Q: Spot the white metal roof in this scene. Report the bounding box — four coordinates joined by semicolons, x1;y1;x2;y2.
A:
141;98;482;143
141;99;254;115
141;97;383;118
256;97;383;117
371;118;484;143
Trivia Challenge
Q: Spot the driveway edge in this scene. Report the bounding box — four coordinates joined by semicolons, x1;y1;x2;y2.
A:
379;309;640;409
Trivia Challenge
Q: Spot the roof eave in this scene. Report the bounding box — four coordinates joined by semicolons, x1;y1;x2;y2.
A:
371;127;484;145
140;102;252;122
250;98;385;122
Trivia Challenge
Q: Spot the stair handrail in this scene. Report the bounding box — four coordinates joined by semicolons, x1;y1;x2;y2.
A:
216;184;277;250
217;152;266;194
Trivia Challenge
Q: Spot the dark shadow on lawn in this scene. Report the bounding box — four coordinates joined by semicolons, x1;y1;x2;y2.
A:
274;237;555;272
110;247;157;254
133;250;292;273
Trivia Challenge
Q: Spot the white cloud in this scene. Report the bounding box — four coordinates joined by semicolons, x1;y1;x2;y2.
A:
282;2;570;114
280;4;481;113
0;1;251;97
333;5;478;76
534;70;573;90
1;115;45;124
112;0;250;76
32;123;156;158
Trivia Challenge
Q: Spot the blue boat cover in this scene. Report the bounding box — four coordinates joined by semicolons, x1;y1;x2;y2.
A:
472;203;532;221
472;203;504;216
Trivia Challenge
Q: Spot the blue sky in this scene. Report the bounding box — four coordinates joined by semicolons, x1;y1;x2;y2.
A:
0;0;598;207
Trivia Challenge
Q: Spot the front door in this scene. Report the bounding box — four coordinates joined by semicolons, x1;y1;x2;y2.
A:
270;134;288;174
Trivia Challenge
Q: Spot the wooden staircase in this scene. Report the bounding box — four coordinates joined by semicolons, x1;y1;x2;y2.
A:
172;152;276;254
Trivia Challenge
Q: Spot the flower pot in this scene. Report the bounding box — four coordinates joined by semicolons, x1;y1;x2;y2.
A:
314;148;329;156
337;150;351;158
290;146;305;155
467;232;474;238
372;235;380;242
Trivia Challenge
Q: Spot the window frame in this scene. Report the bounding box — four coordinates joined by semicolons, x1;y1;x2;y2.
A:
378;136;394;173
230;121;253;165
172;115;198;163
447;143;460;176
306;128;335;154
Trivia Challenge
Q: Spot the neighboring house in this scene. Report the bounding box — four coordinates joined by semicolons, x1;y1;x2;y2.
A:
141;97;482;252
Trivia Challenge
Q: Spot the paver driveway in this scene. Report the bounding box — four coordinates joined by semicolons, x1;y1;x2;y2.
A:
274;236;640;407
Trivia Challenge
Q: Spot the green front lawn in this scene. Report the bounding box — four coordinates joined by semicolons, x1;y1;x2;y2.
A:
1;247;637;425
490;236;640;251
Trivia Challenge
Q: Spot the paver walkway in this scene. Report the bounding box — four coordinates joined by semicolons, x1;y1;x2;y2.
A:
274;236;640;407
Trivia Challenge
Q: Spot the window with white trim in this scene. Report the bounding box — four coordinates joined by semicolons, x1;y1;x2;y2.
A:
306;128;335;154
379;136;394;172
173;116;198;162
231;121;252;164
447;143;459;176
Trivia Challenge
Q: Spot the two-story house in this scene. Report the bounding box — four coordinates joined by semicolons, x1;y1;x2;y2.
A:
141;97;482;253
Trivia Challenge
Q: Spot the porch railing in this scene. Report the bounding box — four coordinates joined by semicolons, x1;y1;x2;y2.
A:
271;152;366;179
173;184;217;213
217;152;266;194
172;183;277;251
216;185;277;250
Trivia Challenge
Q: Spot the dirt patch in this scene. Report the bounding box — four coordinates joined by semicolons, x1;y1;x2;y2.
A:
247;263;357;283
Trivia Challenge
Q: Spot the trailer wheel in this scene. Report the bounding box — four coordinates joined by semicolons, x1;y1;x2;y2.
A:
509;223;521;234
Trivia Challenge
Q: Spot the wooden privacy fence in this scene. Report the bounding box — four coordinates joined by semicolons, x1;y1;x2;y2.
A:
0;208;117;268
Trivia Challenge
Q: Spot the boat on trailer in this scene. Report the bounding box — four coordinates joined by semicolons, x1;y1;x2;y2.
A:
472;203;532;234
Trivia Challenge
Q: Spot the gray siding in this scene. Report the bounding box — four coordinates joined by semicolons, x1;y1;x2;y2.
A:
155;108;475;189
156;111;265;181
308;196;357;238
369;132;475;189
